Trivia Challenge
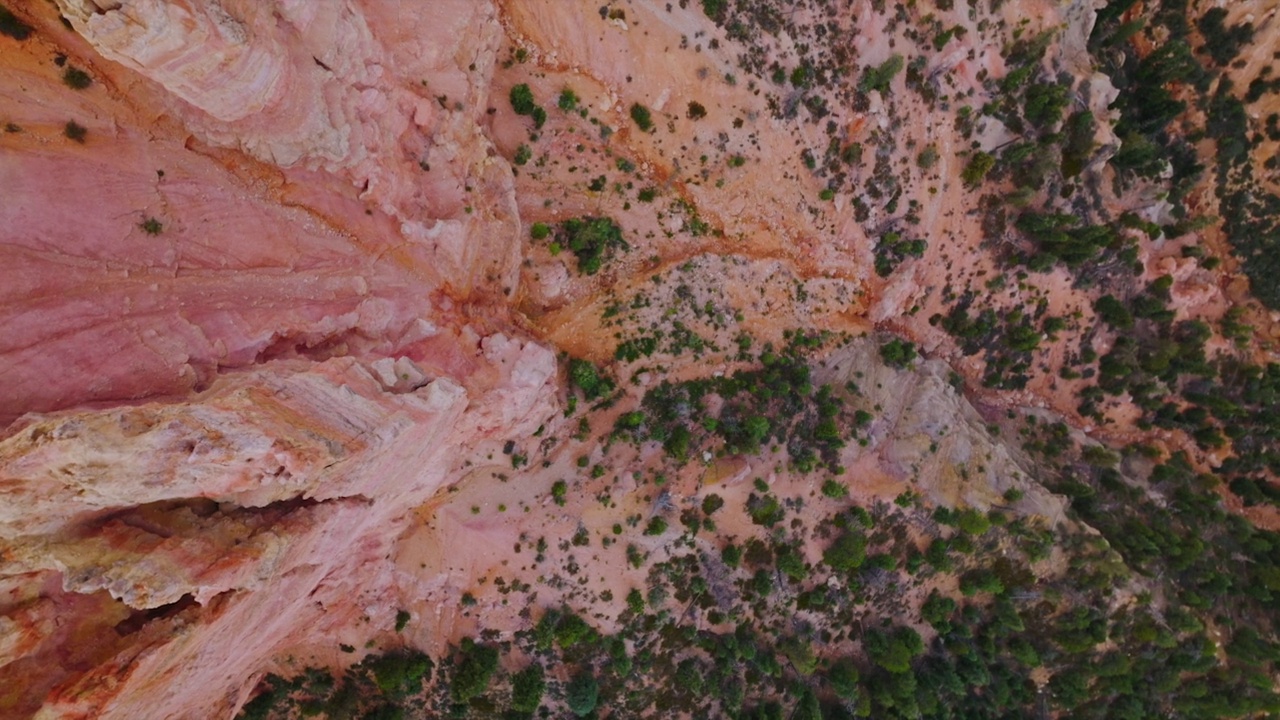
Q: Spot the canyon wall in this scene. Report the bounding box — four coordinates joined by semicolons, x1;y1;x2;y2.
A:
0;1;560;717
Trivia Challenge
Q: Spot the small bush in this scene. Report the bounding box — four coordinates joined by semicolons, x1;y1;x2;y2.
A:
449;639;497;703
962;151;995;187
558;88;579;111
701;493;724;515
879;338;918;368
570;356;614;399
1023;82;1069;127
556;216;629;275
630;103;654;132
917;145;939;169
0;4;32;40
565;672;599;717
859;55;904;93
510;664;545;713
509;84;537;115
643;516;668;536
747;494;784;527
568;358;615;399
821;479;848;498
864;626;924;673
62;66;91;90
823;532;867;572
64;120;87;143
700;0;728;21
954;508;992;536
828;658;861;701
139;217;163;235
1094;295;1134;328
365;651;432;696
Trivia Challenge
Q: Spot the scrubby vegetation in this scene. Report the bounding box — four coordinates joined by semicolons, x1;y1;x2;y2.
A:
615;331;854;473
240;421;1280;719
556;217;629;275
509;83;547;129
629;103;654;132
0;4;31;40
62;66;91;90
63;120;87;143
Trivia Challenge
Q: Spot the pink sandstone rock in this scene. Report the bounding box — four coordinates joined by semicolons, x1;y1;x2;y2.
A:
0;1;560;717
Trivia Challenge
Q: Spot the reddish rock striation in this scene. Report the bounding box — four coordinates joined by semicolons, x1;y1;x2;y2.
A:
0;0;558;717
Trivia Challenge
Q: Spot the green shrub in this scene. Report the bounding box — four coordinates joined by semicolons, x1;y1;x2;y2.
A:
721;543;741;568
557;216;629;275
1094;295;1134;328
449;639;498;703
630;103;654;131
1198;8;1254;66
700;0;728;21
509;83;537;115
747;494;784;526
775;544;808;581
510;664;545;712
0;5;32;40
959;568;1004;596
828;658;861;701
568;358;614;399
64;120;87;143
954;508;992;536
917;145;939;168
1023;82;1069;127
859;55;904;93
961;151;995;187
365;651;432;696
879;338;918;368
62;66;91;90
701;493;724;515
864;626;924;673
557;88;579;111
565;672;599;717
823;531;867;572
558;613;594;648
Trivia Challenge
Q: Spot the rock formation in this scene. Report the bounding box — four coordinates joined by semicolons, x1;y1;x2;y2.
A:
2;0;1279;717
